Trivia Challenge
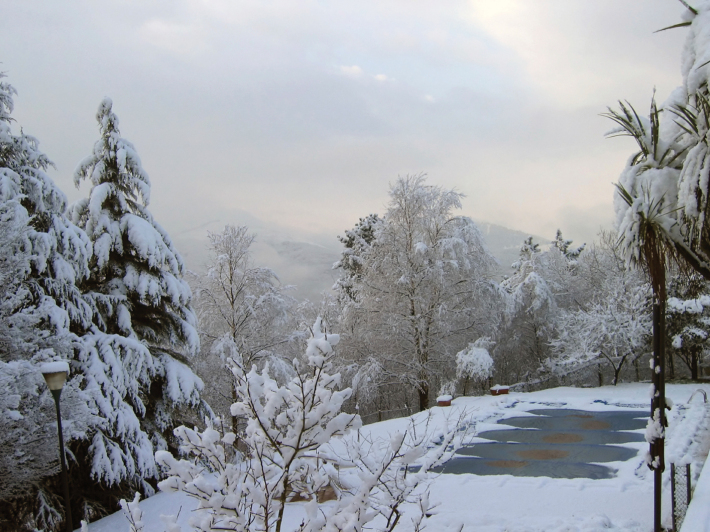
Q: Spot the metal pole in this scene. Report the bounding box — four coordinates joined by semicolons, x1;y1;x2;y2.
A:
671;464;676;532
51;388;73;532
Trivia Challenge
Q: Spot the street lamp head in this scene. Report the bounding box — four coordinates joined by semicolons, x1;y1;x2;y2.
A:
40;361;70;391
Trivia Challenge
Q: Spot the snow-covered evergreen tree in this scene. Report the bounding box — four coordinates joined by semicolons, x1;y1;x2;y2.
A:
332;213;381;304
0;73;99;530
0;74;93;338
497;237;557;383
496;230;591;386
71;98;204;489
552;229;585;262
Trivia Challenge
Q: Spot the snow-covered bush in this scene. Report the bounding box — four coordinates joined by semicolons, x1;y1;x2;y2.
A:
666;272;710;379
120;492;145;532
156;318;465;531
456;338;494;395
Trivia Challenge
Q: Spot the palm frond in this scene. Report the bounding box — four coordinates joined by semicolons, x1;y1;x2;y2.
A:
678;0;699;16
654;21;692;33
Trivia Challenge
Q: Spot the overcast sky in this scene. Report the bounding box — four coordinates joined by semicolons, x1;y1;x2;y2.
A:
0;0;692;252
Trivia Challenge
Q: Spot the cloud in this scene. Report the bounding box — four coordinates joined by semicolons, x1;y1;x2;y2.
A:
0;0;693;264
340;65;364;78
139;19;209;56
465;0;687;108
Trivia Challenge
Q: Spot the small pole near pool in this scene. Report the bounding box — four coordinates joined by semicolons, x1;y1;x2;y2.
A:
41;361;73;532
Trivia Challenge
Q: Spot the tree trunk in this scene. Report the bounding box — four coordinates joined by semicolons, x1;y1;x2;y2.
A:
651;290;667;532
418;381;429;412
634;357;640;382
692;351;699;381
647;234;667;532
613;364;621;386
231;385;239;435
597;366;604;387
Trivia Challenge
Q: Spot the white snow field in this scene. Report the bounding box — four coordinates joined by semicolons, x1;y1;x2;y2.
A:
82;383;710;532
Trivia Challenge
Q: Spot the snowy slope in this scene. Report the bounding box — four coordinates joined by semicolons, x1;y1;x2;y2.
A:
82;383;710;532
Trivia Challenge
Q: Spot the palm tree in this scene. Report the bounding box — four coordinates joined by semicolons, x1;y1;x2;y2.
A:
603;4;710;525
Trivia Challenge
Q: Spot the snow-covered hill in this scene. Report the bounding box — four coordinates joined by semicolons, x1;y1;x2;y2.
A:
168;208;548;302
83;382;710;532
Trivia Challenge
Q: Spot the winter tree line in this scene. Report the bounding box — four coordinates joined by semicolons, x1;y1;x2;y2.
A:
0;74;704;530
6;3;710;528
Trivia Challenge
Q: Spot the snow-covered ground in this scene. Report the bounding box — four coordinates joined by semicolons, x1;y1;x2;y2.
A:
82;383;710;532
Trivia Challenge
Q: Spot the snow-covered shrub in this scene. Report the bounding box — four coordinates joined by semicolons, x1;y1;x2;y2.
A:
456;338;494;395
156;318;467;531
120;492;145;532
666;272;710;379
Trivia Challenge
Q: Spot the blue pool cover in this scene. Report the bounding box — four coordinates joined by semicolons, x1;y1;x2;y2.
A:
432;408;647;479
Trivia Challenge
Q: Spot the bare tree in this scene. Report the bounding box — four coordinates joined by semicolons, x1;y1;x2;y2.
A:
336;175;499;412
192;225;297;419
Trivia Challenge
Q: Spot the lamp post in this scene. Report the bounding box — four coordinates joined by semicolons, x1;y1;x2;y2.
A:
41;361;73;532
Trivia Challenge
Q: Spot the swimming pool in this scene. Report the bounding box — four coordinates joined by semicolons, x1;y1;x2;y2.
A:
433;408;647;479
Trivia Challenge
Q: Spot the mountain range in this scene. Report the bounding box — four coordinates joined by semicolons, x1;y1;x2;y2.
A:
169;209;551;303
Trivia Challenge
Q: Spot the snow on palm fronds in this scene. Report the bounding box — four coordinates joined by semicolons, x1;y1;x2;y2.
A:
607;2;710;279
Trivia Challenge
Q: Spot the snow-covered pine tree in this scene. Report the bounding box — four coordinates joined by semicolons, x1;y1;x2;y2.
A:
332;213;381;304
497;237;557;383
0;74;93;335
71;98;204;490
552;229;585;262
0;73;101;531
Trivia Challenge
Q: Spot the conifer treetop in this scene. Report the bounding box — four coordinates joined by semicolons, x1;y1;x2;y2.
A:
74;97;151;211
72;98;196;355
